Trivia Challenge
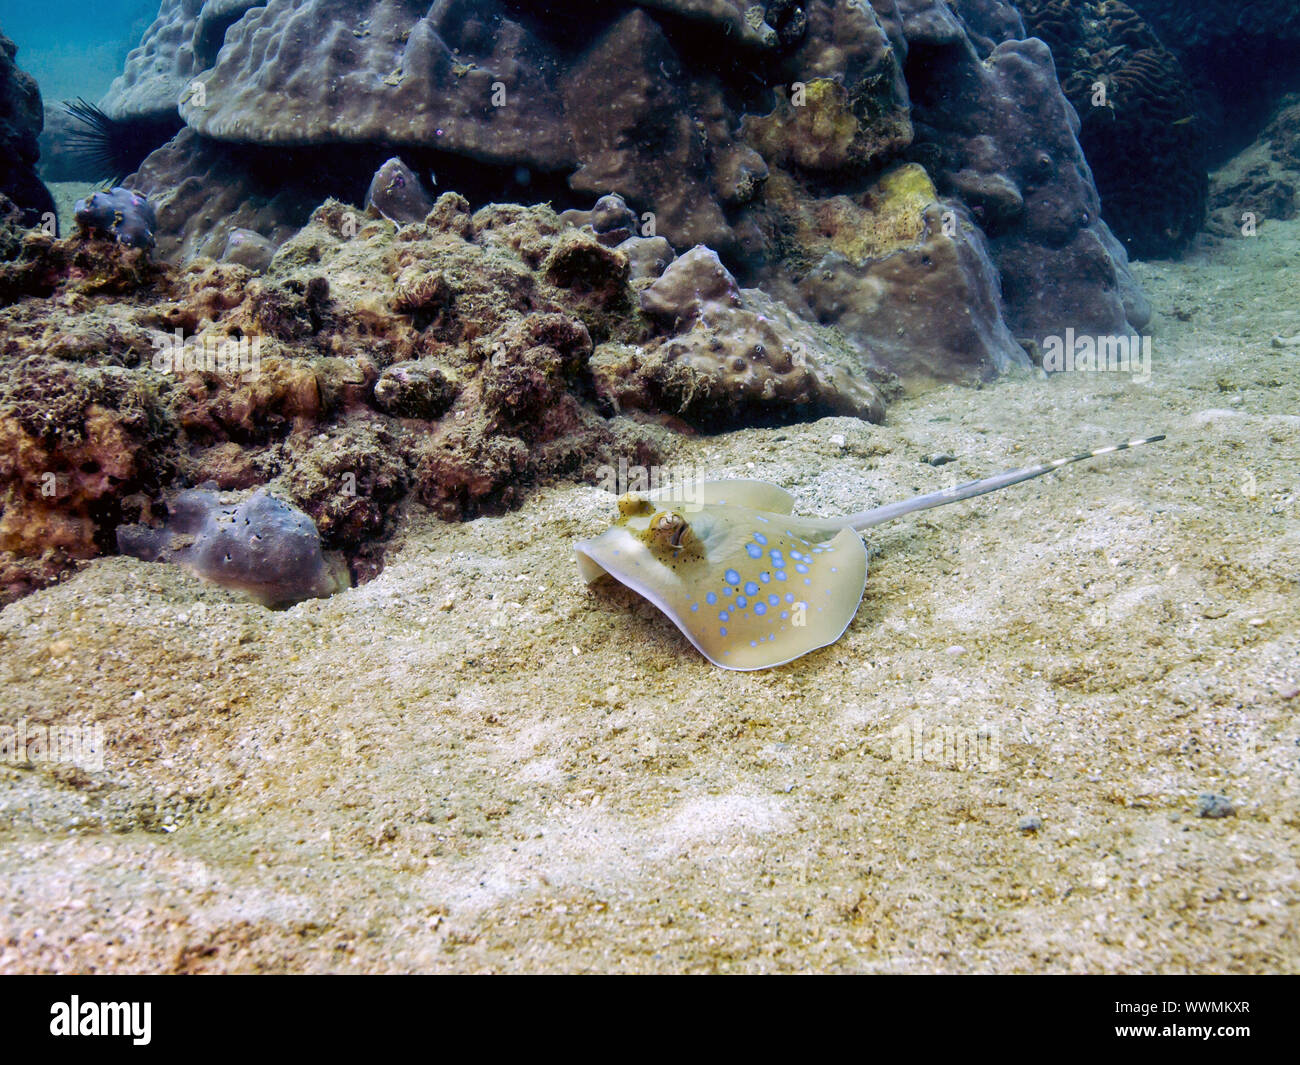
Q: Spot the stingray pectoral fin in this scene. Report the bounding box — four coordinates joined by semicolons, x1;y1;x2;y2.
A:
575;538;614;584
576;520;868;671
684;524;868;670
644;479;796;515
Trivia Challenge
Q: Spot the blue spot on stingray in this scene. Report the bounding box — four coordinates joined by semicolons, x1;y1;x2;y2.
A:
724;587;733;596
719;611;730;622
706;592;717;605
744;581;759;596
753;532;768;545
759;571;771;584
746;543;763;559
804;578;812;585
754;603;767;616
796;563;809;574
720;627;728;637
775;570;787;581
755;514;769;523
724;569;740;585
691;603;699;612
780;611;789;620
736;596;748;608
789;550;803;562
831;567;838;574
785;593;794;603
768;594;779;606
750;640;757;648
769;550;784;566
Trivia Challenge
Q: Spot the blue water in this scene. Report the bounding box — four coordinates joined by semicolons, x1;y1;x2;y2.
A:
0;0;156;101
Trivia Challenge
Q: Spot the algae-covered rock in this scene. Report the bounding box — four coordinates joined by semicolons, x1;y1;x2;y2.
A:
593;246;888;428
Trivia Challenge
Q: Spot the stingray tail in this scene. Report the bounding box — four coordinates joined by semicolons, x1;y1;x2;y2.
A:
848;435;1166;531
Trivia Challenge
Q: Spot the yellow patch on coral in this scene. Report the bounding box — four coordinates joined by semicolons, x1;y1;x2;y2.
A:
743;78;860;171
843;162;937;262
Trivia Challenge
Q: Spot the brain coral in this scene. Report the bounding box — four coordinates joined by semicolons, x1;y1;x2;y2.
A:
1122;0;1300;146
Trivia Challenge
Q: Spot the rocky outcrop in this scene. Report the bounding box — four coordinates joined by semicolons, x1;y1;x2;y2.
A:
592;246;889;427
0;30;54;227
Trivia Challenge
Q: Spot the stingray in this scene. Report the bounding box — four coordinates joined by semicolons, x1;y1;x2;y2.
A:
575;435;1164;670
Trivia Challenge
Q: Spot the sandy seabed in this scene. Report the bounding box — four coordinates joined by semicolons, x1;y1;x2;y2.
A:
1;216;1297;974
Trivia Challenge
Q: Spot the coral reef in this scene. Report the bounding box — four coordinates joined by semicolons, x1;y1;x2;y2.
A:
1123;1;1300;155
591;246;888;426
902;31;1149;339
1017;0;1206;258
103;0;1151;362
0;228;166;305
73;187;159;249
1;0;1191;604
0;30;55;227
116;487;350;607
0;191;720;601
0;351;174;602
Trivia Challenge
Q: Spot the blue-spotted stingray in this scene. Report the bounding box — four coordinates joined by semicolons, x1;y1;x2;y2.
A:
575;436;1164;670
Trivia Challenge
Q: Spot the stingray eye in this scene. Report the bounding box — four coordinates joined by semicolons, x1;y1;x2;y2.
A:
653;511;689;548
